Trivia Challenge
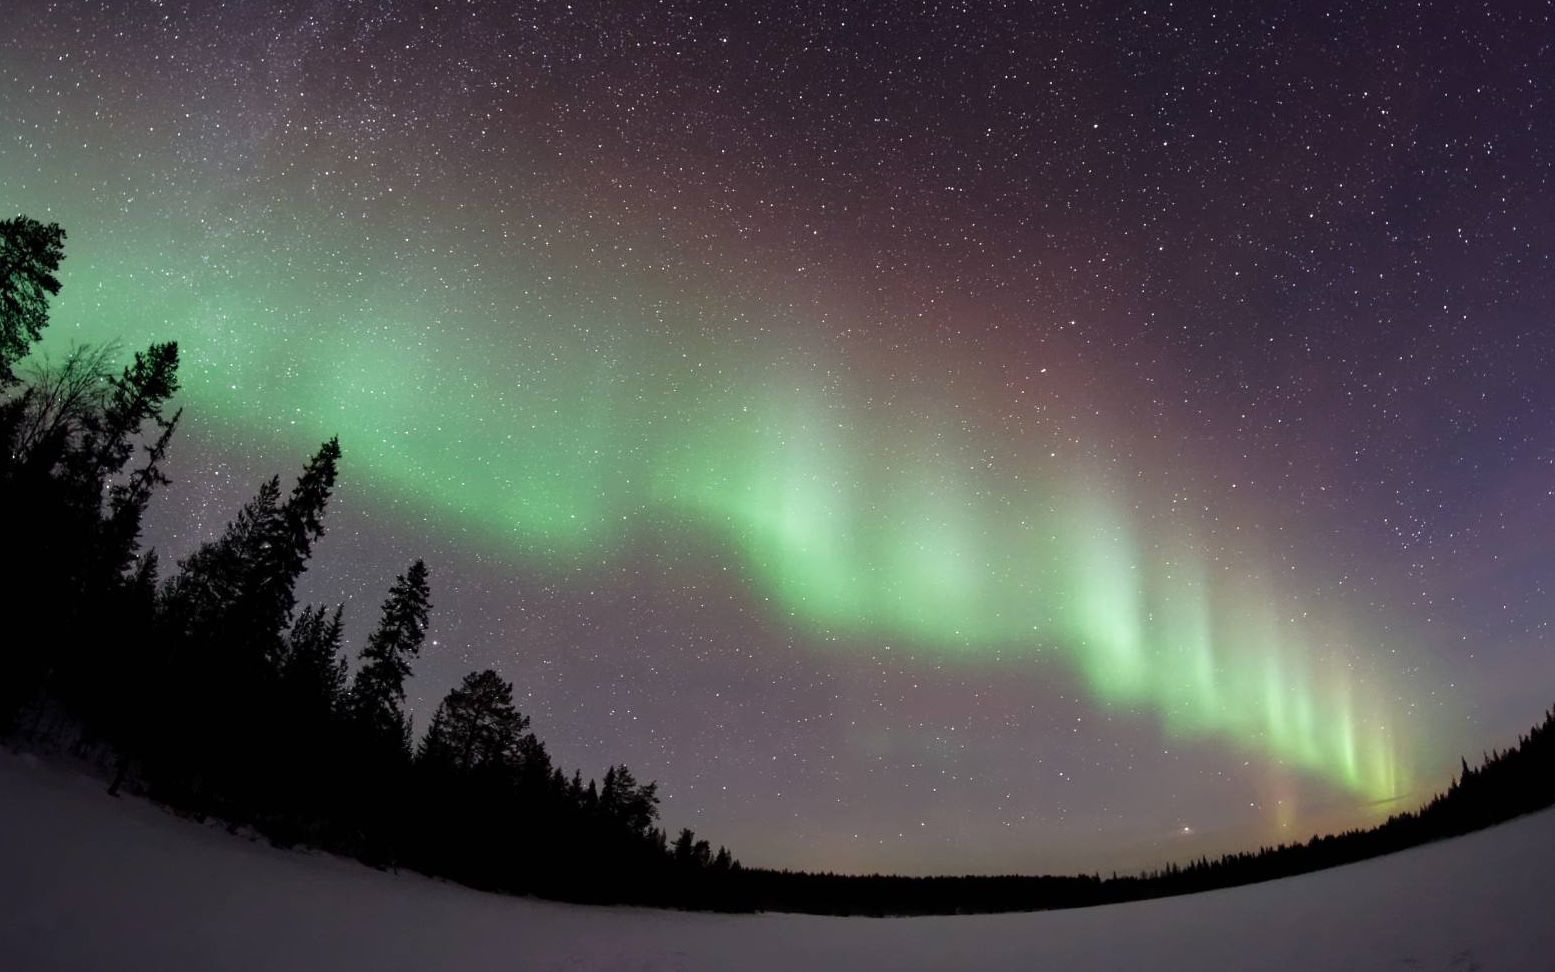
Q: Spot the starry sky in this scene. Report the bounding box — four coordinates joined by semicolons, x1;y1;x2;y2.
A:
4;0;1554;876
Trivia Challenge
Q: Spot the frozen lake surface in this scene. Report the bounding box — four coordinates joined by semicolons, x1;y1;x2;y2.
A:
3;750;1552;971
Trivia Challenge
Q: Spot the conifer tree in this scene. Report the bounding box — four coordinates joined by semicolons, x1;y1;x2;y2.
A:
349;559;432;758
282;604;347;716
149;476;286;805
0;215;65;385
70;341;181;487
418;668;529;774
600;763;659;835
514;730;553;789
674;827;696;863
13;344;183;671
161;476;285;646
99;405;181;579
160;438;339;673
248;438;341;670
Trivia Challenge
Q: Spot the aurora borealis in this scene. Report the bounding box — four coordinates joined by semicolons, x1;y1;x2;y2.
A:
4;1;1554;875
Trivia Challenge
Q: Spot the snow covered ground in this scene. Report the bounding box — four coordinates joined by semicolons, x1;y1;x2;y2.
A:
2;750;1552;971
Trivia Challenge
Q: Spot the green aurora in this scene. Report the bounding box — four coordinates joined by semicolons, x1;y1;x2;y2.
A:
31;221;1412;806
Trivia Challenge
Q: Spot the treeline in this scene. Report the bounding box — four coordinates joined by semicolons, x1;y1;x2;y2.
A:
737;705;1555;914
0;215;738;909
5;214;1555;917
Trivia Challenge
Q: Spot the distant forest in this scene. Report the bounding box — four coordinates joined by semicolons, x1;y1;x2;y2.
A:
3;214;1553;916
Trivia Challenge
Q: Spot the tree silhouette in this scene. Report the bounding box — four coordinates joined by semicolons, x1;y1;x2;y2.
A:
0;215;65;384
349;559;432;759
600;763;659;835
265;603;349;841
2;213;741;909
150;475;286;810
264;437;341;652
2;339;181;734
419;669;530;775
140;438;339;819
281;604;348;719
161;476;285;650
73;342;180;482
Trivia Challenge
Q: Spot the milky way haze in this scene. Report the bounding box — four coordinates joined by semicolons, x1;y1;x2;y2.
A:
4;1;1553;875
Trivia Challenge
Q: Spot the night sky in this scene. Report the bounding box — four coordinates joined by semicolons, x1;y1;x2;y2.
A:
4;1;1554;876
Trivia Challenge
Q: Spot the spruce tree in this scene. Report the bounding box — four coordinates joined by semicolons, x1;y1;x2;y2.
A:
150;476;286;806
248;438;341;670
600;763;659;835
147;438;338;814
160;476;285;646
0;215;65;385
100;405;181;579
70;341;181;488
514;730;553;790
160;438;340;671
282;604;347;717
349;559;432;759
